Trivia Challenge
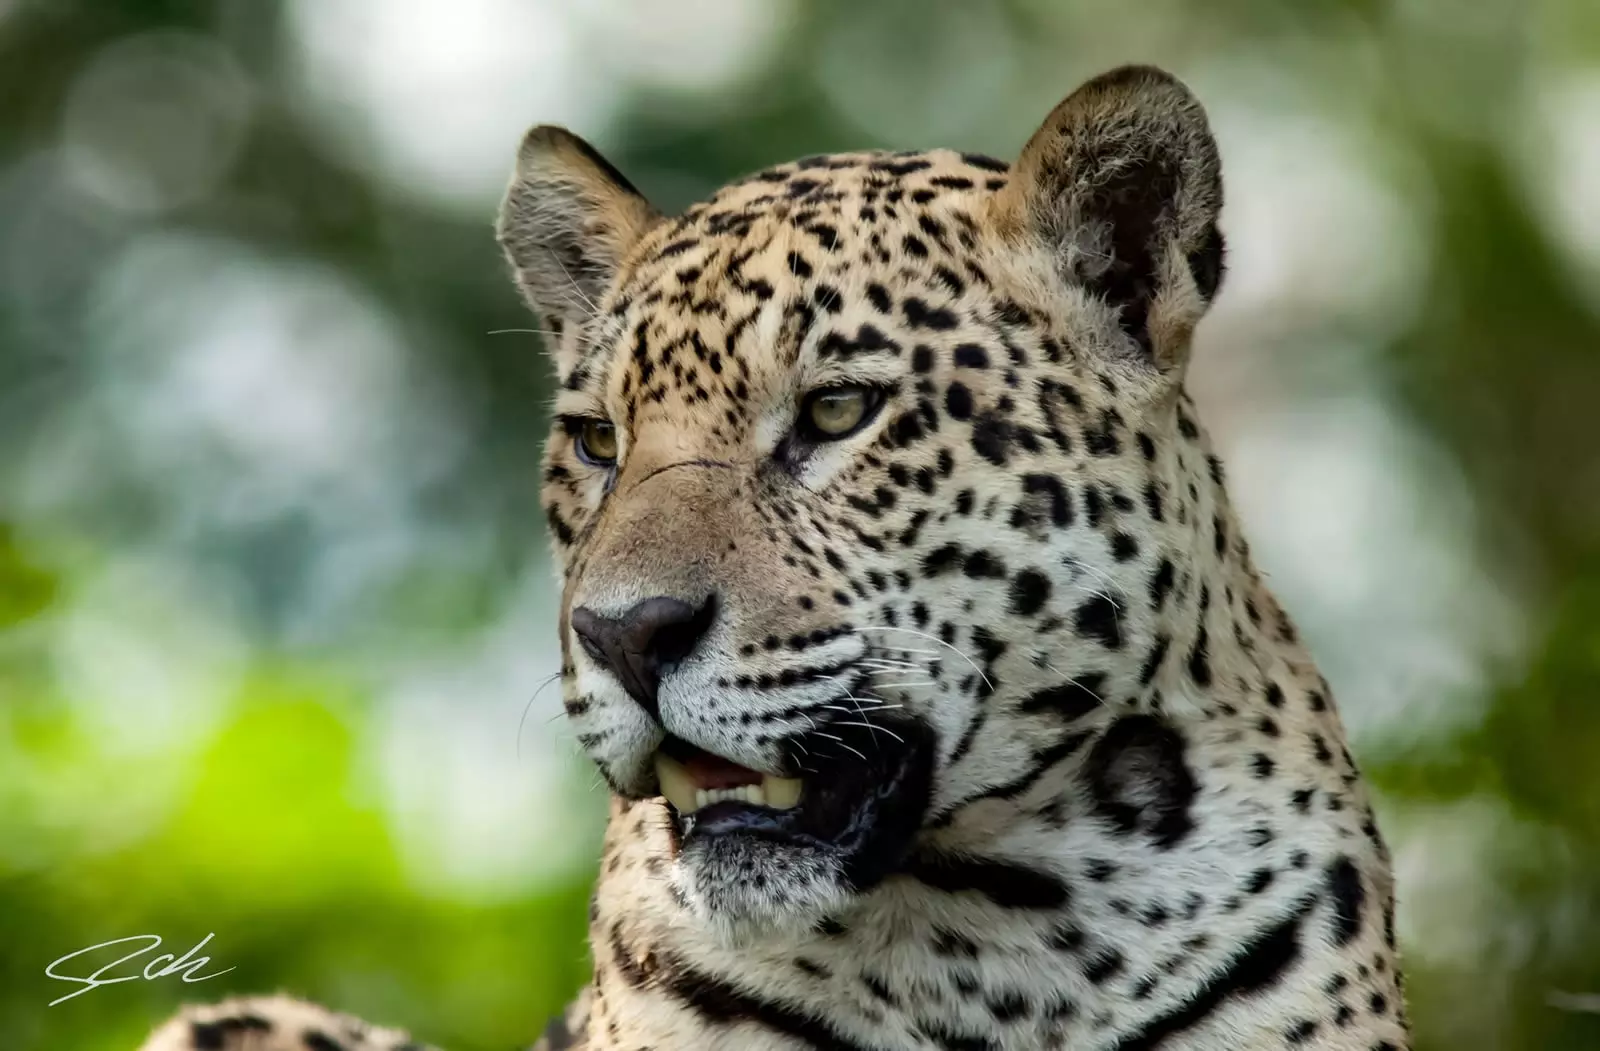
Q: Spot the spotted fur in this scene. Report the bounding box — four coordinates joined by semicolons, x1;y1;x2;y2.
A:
140;66;1409;1051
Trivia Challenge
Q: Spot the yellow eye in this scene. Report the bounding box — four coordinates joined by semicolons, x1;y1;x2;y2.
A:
805;387;874;438
576;419;618;465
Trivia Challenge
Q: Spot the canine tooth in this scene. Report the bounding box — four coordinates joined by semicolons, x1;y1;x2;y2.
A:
762;775;803;809
655;753;701;815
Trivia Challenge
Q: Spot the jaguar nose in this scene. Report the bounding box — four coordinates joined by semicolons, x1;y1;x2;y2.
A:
570;595;718;720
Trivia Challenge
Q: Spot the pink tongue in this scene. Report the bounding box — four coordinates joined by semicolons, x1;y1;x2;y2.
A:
684;751;763;791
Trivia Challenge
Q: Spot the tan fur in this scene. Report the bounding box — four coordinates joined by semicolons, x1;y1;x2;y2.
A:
139;66;1409;1051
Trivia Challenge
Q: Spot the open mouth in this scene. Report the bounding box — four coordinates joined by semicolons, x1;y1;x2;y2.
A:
655;741;804;816
651;718;935;890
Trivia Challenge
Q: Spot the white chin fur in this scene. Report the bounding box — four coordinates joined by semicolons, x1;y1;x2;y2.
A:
671;836;848;942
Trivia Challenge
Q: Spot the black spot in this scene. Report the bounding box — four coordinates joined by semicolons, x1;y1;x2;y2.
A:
1084;949;1125;984
1106;895;1314;1051
931;927;980;958
1286;1020;1319;1044
1148;559;1175;609
303;1032;348;1051
862;972;896;1004
934;265;966;295
961;152;1010;172
867;283;892;313
963;549;1006;579
1009;570;1051;615
1186;627;1212;686
971;412;1011;466
1085;715;1196;849
1049;924;1086;953
905;297;959;330
1082;484;1105;528
872;157;932;176
945;382;974;420
1251;753;1275;779
786;251;813;278
921;544;962;577
1326;856;1365;947
1084;410;1121;456
654;950;872;1051
953;343;990;368
1110;533;1139;562
1265;682;1285;708
1021;474;1072;527
1138;635;1169;686
986;989;1028;1022
189;1017;274;1050
911;344;934;373
1073;594;1123;650
818;323;900;360
1020;674;1106;723
1143;481;1165;522
905;850;1071;909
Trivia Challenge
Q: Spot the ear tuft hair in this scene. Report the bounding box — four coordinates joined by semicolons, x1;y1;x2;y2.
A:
497;127;659;332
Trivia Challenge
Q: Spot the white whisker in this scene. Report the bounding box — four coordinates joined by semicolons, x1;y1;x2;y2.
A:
829;721;906;744
857;626;993;691
517;672;565;761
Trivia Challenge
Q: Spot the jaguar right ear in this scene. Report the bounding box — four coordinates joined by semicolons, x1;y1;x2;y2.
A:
991;66;1225;379
497;127;660;357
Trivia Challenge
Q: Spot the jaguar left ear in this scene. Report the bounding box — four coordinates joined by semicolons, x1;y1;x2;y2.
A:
497;126;660;341
992;65;1225;377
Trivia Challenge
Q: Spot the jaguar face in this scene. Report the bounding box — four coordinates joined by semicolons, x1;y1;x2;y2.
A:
500;67;1226;933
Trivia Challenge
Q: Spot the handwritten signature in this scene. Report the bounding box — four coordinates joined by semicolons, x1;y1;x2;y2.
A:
46;934;234;1006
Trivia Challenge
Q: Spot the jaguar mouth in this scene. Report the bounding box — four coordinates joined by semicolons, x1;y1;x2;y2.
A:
655;743;804;815
652;718;935;890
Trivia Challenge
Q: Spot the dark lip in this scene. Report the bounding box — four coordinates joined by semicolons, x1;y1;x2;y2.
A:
664;717;936;891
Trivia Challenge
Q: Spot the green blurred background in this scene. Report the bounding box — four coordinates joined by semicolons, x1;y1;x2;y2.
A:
1;0;1597;1048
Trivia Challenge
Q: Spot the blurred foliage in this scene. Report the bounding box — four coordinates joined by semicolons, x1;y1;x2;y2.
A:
2;0;1599;1050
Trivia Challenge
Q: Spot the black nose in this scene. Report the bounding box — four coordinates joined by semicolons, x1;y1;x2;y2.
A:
570;595;717;718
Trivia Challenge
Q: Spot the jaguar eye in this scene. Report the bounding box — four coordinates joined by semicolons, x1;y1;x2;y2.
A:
802;386;880;440
576;419;618;465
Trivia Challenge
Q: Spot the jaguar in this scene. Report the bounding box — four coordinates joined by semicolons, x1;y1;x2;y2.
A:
141;64;1410;1051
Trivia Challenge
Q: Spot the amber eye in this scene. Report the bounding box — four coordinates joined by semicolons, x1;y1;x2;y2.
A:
575;419;618;465
802;387;878;439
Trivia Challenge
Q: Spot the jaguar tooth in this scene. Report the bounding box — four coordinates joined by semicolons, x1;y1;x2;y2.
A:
655;753;700;815
762;774;803;809
655;751;805;814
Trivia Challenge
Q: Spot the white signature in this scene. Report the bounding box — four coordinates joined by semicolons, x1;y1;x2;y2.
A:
46;933;234;1006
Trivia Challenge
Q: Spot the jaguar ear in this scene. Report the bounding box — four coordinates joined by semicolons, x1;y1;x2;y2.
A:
497;126;660;337
993;66;1225;377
